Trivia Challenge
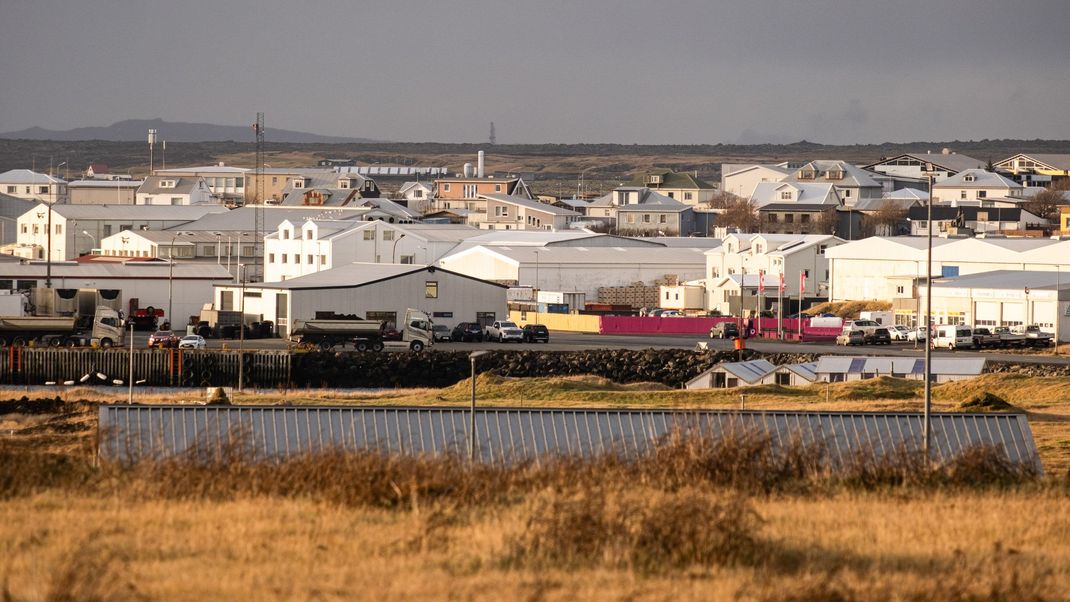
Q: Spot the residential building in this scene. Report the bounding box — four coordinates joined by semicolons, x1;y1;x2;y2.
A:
587;187;698;235
703;233;845;315
15;203;228;261
431;175;532;225
135;176;213;205
720;163;794;198
907;206;1046;236
396;181;433;212
863;151;985;182
213;263;508;337
930;169;1023;204
479;193;580;231
993;153;1070;186
758;204;834;235
626;170;716;206
782;161;883;207
0;193;34;246
154;164;249;204
263;220;477;282
279;170;380;207
750;182;840;208
97;230;258;265
68;179;142;205
0;169;67;203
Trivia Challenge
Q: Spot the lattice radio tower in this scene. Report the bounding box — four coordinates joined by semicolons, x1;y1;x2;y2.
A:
252;113;265;282
489;122;496;145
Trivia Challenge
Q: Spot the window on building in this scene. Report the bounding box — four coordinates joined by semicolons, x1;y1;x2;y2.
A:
39;186;49;194
320;255;326;265
659;215;667;223
235;178;244;189
627;214;635;224
896;285;905;294
20;225;26;234
781;191;792;200
684;192;693;200
495;184;502;192
269;253;275;263
643;214;651;223
801;214;811;223
32;225;39;234
443;183;451;192
282;229;289;240
281;254;288;263
307;254;314;264
293;178;305;188
271;177;278;185
785;214;794;223
413;190;423;198
383;230;394;241
425;281;438;298
16;280;35;290
363;230;374;240
171;197;182;205
977;191;987;198
305;230;313;240
767;214;778;223
400;255;415;264
5;186;13;194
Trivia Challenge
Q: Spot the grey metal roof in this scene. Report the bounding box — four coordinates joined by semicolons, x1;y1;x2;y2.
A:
779;362;818;382
137;175;209;196
27;203;227;221
935;169;1022;189
0;261;233;279
68;179;143;188
0;169;65;184
478;193;580;216
97;405;1042;473
866;153;985;173
815;356;986;376
718;359;776;383
928;269;1070;291
167;207;366;232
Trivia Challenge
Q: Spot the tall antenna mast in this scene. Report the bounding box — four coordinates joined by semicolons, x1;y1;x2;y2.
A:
253;112;265;282
489;122;496;146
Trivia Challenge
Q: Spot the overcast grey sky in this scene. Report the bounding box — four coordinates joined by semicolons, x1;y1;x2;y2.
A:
2;0;1068;144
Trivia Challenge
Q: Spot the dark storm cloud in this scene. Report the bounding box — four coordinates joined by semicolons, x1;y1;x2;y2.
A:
1;0;1068;143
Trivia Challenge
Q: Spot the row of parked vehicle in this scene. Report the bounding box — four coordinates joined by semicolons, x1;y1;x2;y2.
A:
441;321;550;343
837;320;1054;349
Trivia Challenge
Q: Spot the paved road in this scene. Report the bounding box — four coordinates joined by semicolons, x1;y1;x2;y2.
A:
143;330;1070;365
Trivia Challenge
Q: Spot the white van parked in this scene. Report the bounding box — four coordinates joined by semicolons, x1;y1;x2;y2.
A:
934;325;973;349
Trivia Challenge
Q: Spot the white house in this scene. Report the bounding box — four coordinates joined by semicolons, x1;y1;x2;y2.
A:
478;193;581;231
397;181;434;213
15;203;228;261
214;263;508;337
704;233;845;315
720;163;793;198
750;182;841;208
781;161;884;207
154;164;250;204
135;176;214;205
0;170;67;203
863;151;985;182
931;169;1024;205
264;220;478;283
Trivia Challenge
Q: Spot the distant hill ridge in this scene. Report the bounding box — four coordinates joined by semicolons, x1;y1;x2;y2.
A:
0;118;379;144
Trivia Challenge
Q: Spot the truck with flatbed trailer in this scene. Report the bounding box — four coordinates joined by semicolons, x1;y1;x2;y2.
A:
0;288;126;347
290;309;433;352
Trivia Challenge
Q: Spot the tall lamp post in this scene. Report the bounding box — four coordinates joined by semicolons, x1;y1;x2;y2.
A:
922;165;936;459
238;264;247;392
167;234;178;329
391;233;407;263
468;350;489;461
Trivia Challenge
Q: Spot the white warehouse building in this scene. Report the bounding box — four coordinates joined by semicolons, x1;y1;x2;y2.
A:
214;263;508;337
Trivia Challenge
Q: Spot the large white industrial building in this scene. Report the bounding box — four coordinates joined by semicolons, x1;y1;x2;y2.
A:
919;270;1070;335
214;263;508;337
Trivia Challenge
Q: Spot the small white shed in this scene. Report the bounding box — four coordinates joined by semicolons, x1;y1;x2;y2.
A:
685;359;776;389
759;362;819;386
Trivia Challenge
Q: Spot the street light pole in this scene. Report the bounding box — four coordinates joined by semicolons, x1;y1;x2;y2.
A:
238;264;246;392
469;350;489;461
923;168;935;460
168;234;178;329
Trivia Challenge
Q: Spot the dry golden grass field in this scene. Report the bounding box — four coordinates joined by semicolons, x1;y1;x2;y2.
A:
2;373;1069;601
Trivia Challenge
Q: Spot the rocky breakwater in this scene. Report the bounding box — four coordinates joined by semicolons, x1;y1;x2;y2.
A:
290;349;821;389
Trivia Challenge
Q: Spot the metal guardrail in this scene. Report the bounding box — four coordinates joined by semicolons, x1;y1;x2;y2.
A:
98;405;1042;472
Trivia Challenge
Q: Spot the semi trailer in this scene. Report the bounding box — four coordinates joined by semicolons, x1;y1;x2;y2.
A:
290;309;433;352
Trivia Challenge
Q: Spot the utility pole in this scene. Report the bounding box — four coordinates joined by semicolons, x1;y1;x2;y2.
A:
253;113;265;283
923;166;936;460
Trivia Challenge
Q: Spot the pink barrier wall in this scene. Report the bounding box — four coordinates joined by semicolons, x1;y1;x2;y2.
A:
598;315;841;340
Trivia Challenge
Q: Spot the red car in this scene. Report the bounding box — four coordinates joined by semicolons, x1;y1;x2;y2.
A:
147;330;179;348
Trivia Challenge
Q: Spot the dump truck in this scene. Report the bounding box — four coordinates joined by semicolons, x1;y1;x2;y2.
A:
0;288;126;347
290;309;433;352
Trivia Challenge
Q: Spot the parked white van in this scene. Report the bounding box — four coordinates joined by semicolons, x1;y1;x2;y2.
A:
934;325;973;349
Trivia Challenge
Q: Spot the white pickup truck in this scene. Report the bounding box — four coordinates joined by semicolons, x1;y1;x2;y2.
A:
484;320;524;343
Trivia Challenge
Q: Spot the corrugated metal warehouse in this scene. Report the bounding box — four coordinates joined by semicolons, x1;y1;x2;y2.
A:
98;405;1042;473
815;356;986;383
214;263;508;337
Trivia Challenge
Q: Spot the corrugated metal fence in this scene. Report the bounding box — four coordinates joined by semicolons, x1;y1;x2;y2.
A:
3;349;290;387
98;405;1042;472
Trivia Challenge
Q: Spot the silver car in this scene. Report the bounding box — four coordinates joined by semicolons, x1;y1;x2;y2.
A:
178;334;207;349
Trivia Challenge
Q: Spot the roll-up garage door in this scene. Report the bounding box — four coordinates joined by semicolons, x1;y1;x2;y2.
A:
1001;302;1025;326
975;301;1000;325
